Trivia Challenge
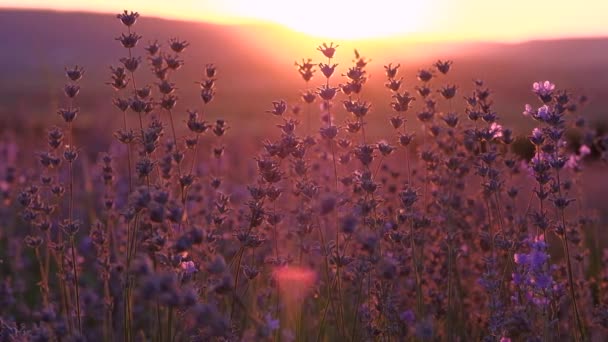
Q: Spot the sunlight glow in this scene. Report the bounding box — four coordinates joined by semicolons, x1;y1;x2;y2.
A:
215;0;433;40
3;0;608;41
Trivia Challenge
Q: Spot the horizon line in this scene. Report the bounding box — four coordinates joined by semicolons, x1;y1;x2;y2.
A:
2;6;608;44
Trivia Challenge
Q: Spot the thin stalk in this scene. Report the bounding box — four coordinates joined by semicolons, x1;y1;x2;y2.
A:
44;230;51;302
167;307;174;342
230;199;266;321
57;248;73;335
34;248;49;305
153;256;163;342
70;236;82;334
122;110;133;192
66;115;82;335
410;216;423;316
350;273;365;342
322;54;345;336
315;217;342;340
166;108;186;207
126;29;146;160
272;199;281;341
447;242;454;342
555;167;585;341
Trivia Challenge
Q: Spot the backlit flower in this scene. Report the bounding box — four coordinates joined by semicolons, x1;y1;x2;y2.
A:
317;42;338;59
434;59;453;74
532;80;555;103
117;10;139;27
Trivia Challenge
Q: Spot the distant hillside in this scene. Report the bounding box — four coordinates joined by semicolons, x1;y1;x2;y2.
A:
1;9;607;137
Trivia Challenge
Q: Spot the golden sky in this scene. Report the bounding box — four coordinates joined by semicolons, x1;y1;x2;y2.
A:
2;0;607;41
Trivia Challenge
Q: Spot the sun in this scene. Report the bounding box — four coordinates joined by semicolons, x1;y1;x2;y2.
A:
219;0;434;40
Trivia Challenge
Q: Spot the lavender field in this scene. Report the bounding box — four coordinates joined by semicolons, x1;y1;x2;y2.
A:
1;8;608;342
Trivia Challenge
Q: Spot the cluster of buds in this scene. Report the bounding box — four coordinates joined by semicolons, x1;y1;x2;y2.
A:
263;133;300;160
417;68;433;83
316;43;340;132
434;60;452;75
341;49;368;96
295;57;318;136
301;89;316;105
256;157;283;184
117;10;139;27
59;65;84;172
108;66;129;91
59;66;84;124
212;119;228;137
438;84;457;100
210;118;228;163
267;100;287;116
187;110;210;134
64;66;83;99
354;144;375;166
101;154;115;210
142;118;164;155
384;63;408;140
385;63;402;92
116;32;142;49
295;58;315;82
149;36;189;108
391;91;415;113
464;80;513;144
199;64;216;104
343;99;371;119
47;126;64;150
114;10;158;120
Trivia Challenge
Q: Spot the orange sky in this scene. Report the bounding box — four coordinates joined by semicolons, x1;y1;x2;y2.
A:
2;0;607;41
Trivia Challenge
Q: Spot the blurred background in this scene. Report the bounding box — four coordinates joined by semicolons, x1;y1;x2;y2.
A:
0;1;607;168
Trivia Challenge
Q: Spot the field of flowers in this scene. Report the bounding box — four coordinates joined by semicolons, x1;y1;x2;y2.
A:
1;10;607;342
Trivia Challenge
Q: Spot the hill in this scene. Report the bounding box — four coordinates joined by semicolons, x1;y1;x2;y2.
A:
1;9;607;138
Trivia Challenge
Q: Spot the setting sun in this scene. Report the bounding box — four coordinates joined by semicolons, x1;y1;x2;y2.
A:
214;0;433;40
